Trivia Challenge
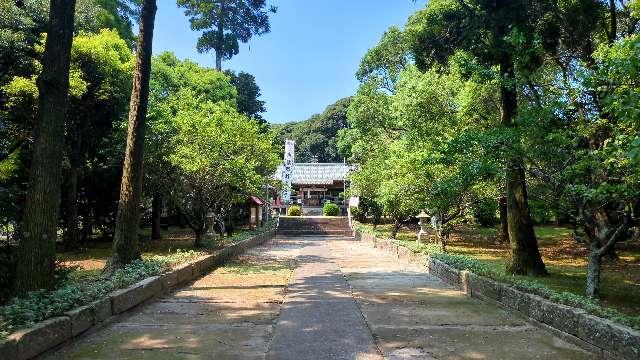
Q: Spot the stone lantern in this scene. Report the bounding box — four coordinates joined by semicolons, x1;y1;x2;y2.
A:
206;210;215;235
416;211;430;243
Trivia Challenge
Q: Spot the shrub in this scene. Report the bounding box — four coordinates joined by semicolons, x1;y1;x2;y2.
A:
323;202;340;216
529;198;555;224
287;205;302;216
472;198;498;227
350;207;365;222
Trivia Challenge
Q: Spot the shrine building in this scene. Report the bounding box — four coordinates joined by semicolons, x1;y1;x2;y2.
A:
272;140;351;215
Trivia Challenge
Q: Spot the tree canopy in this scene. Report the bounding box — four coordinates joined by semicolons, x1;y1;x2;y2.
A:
225;70;267;124
272;97;351;163
341;0;640;297
177;0;276;70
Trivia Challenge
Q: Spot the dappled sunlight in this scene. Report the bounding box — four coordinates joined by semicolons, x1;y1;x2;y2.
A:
48;239;296;359
122;334;177;350
362;222;640;316
328;235;598;359
460;350;488;359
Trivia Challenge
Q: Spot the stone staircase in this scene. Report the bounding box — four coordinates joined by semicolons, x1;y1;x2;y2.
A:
277;216;353;237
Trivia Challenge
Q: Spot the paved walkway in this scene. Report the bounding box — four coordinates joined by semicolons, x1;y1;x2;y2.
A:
48;236;596;359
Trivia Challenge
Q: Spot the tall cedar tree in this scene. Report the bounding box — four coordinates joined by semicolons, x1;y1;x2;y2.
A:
177;0;276;70
105;0;157;273
407;0;550;275
15;0;77;294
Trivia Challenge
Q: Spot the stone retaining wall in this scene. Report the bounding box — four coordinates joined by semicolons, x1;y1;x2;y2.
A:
0;229;276;360
355;231;428;266
354;230;640;360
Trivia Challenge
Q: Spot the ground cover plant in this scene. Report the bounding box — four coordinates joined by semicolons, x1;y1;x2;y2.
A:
0;221;276;339
0;249;202;338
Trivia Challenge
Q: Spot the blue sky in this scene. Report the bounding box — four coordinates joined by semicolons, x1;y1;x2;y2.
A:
153;0;426;124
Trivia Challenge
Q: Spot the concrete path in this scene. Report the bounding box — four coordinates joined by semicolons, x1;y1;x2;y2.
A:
46;238;299;359
47;236;596;359
266;237;382;360
327;238;595;360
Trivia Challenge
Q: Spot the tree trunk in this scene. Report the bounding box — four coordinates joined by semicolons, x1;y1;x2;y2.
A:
106;0;157;273
151;192;162;240
63;159;80;251
391;219;400;239
498;196;508;243
80;207;93;244
215;50;222;71
608;0;616;44
226;213;235;236
499;59;547;276
14;0;76;295
63;124;86;252
215;2;224;71
586;250;601;298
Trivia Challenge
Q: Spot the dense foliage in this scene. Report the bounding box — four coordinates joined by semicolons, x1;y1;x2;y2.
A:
272;97;351;162
342;0;640;297
1;0;275;301
225;70;267;124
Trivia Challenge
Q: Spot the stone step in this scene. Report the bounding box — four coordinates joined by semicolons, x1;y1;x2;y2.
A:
278;216;351;236
277;229;353;237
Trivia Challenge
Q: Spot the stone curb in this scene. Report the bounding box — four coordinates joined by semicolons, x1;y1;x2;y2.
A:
356;231;428;266
354;230;640;360
425;257;640;359
2;229;276;360
8;316;71;360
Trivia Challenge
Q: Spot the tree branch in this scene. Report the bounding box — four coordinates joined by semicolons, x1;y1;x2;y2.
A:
596;214;630;257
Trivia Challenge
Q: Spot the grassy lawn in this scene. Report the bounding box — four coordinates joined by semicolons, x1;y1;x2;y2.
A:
367;223;640;317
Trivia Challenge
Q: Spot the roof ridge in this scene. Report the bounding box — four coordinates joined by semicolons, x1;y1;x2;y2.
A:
294;162;347;165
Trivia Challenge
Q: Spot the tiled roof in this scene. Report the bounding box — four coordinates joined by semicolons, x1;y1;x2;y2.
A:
275;163;350;185
250;195;264;205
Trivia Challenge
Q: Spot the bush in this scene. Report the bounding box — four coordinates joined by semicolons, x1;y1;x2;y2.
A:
472;198;498;227
529;198;555;224
287;205;302;216
359;197;383;224
323;202;340;216
350;207;365;222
